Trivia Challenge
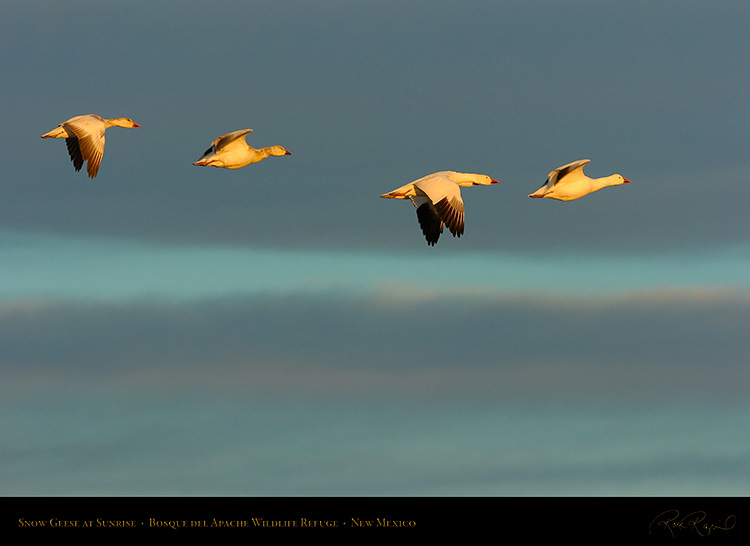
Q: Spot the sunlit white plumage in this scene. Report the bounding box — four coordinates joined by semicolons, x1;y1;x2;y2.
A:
193;129;291;169
41;114;140;178
528;159;630;201
380;171;499;246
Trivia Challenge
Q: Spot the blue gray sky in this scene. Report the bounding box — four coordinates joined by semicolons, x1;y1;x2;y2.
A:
1;1;749;496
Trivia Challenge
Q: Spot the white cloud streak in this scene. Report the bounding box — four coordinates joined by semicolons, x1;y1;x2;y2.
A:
3;285;748;405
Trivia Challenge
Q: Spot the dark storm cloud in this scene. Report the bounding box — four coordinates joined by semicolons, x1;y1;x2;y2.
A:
1;1;749;253
4;289;748;403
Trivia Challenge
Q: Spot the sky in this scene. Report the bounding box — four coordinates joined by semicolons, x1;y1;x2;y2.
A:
1;1;749;497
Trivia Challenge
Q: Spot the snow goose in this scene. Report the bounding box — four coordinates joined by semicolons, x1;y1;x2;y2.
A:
193;129;291;169
528;159;630;201
381;171;499;246
41;114;140;178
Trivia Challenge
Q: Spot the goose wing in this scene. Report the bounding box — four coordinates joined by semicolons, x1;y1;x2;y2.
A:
409;196;442;246
212;129;253;153
413;173;465;237
545;159;590;189
62;116;106;178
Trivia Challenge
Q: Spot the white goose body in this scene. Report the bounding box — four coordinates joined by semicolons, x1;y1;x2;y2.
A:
41;114;140;178
528;159;630;201
193;129;291;169
381;171;499;246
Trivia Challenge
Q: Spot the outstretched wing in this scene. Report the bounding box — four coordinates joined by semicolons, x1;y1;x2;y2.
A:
213;129;253;152
64;137;84;172
410;196;443;246
545;159;590;189
62;117;106;178
414;173;465;237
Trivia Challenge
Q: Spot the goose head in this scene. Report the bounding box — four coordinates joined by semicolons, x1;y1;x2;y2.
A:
267;145;291;156
608;174;631;186
106;118;140;128
449;172;499;187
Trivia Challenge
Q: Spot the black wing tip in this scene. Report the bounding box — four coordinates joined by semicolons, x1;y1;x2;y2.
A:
65;137;84;172
416;203;442;246
434;197;464;237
